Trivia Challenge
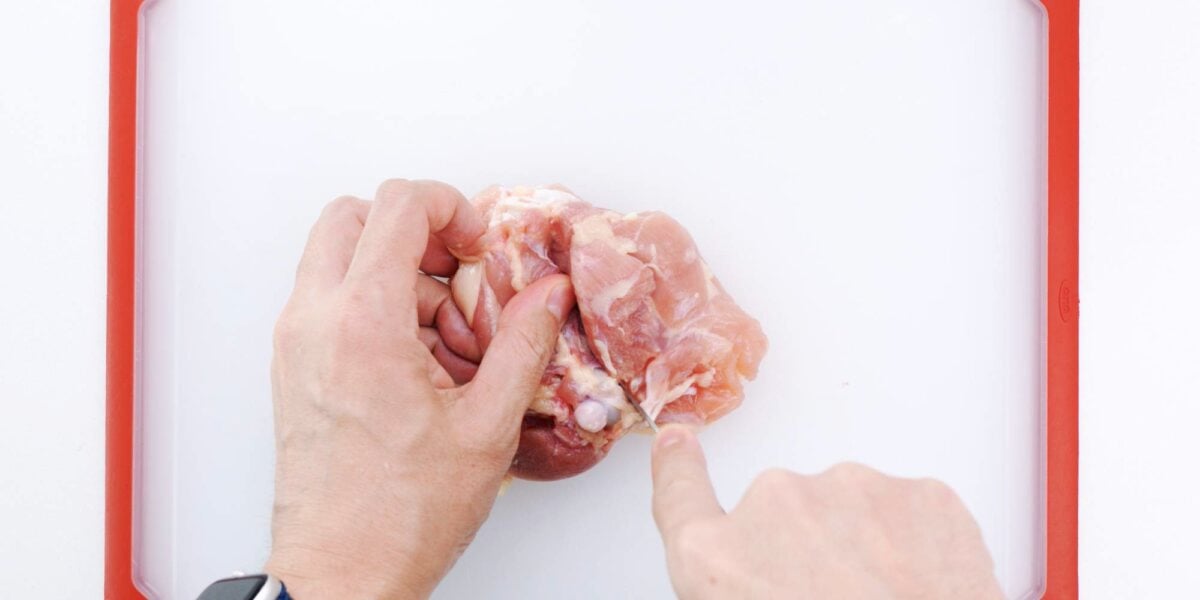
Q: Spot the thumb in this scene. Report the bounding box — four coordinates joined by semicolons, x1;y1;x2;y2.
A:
651;425;724;542
465;274;575;431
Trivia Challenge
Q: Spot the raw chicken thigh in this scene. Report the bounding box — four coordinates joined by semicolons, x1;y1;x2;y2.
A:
450;185;767;480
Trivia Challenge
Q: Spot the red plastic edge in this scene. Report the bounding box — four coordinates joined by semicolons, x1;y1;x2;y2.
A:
107;0;144;597
1038;0;1080;597
105;2;1079;598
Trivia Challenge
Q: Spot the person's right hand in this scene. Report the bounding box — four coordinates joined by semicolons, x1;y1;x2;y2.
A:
650;426;1004;599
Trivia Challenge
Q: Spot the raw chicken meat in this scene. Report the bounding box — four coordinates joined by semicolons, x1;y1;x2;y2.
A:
450;185;767;480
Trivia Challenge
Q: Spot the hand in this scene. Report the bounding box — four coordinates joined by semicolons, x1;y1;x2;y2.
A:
265;179;575;598
650;426;1003;599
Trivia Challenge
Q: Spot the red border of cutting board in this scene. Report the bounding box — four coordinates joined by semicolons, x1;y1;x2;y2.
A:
105;1;1080;597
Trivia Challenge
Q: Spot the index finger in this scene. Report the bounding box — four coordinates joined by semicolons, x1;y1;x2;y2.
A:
651;425;724;542
345;179;485;314
294;195;370;290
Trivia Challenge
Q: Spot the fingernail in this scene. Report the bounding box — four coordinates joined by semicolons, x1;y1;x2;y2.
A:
656;425;691;451
545;281;575;321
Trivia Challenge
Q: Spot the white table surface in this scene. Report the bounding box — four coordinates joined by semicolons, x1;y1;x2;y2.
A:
1;1;1196;597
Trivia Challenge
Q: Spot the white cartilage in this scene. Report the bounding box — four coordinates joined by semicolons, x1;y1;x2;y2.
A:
451;261;483;327
574;400;609;433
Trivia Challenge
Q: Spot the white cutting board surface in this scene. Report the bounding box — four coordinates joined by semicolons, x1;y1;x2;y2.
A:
135;1;1047;598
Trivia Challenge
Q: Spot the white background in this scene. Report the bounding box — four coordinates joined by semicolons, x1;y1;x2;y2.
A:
0;1;1197;598
135;1;1044;597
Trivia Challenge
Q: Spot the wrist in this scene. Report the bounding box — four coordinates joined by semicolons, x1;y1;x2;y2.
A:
265;547;430;599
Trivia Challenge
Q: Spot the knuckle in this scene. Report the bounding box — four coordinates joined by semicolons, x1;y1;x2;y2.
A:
916;477;960;508
333;318;371;349
651;501;670;529
272;312;302;351
329;297;379;350
323;195;361;217
750;468;799;494
376;178;415;203
826;461;879;484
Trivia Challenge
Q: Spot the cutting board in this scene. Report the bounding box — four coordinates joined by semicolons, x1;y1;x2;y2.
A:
108;0;1078;597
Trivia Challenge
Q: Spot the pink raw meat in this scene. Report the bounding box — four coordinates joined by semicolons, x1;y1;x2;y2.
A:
450;185;767;480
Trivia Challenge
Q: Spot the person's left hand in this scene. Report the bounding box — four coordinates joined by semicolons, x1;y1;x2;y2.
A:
265;179;575;598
